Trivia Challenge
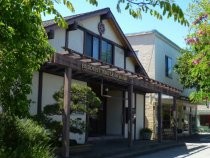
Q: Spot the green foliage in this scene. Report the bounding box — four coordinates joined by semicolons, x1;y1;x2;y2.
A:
175;0;210;103
140;127;152;134
44;84;101;117
117;0;189;25
35;84;101;145
0;114;54;158
0;0;55;117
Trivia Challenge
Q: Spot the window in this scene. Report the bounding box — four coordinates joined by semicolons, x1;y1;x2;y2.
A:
84;33;99;60
101;40;113;64
165;56;173;78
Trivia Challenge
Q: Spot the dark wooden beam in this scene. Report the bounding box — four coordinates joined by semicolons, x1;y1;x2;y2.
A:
101;12;112;20
68;21;78;31
128;80;133;147
173;97;178;141
62;68;72;158
37;71;43;115
157;93;162;143
189;107;192;135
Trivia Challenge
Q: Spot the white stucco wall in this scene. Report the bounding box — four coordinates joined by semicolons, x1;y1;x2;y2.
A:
135;94;144;139
114;46;124;68
80;17;123;46
127;33;156;78
29;72;87;144
126;57;135;72
127;32;195;97
102;20;123;46
106;91;123;135
68;29;84;54
48;28;66;53
28;72;39;115
42;73;63;107
154;35;182;90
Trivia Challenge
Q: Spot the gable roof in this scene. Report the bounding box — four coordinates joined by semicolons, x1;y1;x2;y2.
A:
43;8;148;77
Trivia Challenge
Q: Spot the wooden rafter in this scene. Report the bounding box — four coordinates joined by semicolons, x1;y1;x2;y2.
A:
52;51;182;96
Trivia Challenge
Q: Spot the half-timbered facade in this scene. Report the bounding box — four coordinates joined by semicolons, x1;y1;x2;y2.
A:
28;9;181;156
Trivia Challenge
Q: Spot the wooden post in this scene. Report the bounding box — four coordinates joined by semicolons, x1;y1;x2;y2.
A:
157;93;162;143
173;97;177;141
37;70;43;115
128;81;133;147
62;68;72;158
189;107;192;135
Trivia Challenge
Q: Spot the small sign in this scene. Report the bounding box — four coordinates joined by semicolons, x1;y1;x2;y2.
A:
82;63;128;81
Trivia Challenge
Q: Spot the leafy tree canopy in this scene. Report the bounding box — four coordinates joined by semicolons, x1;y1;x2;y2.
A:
175;0;210;104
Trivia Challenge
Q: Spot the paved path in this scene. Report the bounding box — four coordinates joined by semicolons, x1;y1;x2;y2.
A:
135;136;210;158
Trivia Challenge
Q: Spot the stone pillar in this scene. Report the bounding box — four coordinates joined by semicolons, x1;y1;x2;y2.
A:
157;93;162;143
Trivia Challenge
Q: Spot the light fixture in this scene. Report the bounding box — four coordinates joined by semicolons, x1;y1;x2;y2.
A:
101;79;111;98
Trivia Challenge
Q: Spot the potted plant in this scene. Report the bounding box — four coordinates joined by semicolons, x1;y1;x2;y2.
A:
140;128;152;140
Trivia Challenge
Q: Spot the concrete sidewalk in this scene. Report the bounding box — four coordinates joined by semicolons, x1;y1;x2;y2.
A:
68;134;206;158
69;137;194;158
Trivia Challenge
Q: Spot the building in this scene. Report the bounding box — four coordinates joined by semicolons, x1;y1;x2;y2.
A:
127;30;197;139
196;105;210;133
28;8;181;150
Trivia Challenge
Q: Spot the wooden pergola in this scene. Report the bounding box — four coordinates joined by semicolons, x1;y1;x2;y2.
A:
42;48;181;158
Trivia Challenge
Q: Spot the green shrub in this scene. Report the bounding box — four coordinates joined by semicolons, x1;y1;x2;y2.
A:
140;128;152;140
0;114;54;158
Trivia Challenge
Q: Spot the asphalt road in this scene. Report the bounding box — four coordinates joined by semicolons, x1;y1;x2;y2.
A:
136;136;210;158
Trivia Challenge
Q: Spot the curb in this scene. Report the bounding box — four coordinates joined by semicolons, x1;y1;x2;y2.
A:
105;142;185;158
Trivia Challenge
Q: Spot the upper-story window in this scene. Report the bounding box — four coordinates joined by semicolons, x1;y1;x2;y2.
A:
165;56;173;78
84;33;99;60
101;40;113;64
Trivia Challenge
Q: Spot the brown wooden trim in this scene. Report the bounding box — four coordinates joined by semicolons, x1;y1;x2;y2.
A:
122;91;125;136
78;25;125;50
62;68;72;158
37;70;43;115
44;8;110;30
173;97;177;141
83;31;86;55
53;52;181;96
128;81;133;147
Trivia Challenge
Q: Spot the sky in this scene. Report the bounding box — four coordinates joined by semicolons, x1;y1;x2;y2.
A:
42;0;193;48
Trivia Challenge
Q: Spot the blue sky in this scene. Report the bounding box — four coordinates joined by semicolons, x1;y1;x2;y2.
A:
42;0;192;48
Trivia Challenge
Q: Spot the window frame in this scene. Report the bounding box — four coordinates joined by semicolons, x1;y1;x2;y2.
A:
165;55;173;78
84;32;100;60
101;39;114;64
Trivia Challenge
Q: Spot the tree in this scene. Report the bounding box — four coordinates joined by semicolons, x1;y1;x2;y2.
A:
35;84;101;145
0;0;188;117
175;0;210;104
117;0;188;25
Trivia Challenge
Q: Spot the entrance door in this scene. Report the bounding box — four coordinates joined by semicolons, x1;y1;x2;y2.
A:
106;91;123;136
88;83;106;137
